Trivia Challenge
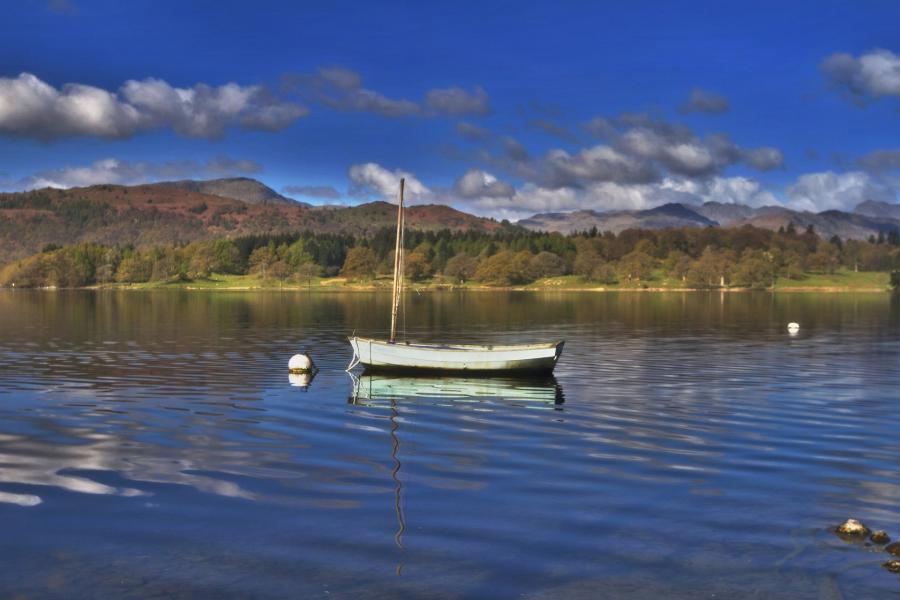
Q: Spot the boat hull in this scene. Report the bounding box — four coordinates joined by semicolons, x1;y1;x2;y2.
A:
348;337;564;374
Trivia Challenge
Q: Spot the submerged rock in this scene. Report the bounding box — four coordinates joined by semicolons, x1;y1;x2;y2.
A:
885;542;900;556
871;530;891;545
835;519;870;537
884;560;900;573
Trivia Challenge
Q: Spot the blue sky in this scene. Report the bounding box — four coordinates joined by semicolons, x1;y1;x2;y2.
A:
1;0;899;218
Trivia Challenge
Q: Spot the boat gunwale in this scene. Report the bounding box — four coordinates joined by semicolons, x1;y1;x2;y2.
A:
349;336;564;352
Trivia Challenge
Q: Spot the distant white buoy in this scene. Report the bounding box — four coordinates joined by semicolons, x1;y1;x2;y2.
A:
787;322;800;333
288;353;315;374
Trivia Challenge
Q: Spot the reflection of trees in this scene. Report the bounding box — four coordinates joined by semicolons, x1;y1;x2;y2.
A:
0;289;896;509
0;289;893;347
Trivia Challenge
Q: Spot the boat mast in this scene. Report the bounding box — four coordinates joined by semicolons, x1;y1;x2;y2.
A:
389;178;405;343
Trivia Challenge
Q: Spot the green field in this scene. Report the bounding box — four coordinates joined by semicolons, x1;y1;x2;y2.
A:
772;270;889;290
100;268;891;292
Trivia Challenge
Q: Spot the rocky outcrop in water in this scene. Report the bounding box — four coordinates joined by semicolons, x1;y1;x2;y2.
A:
884;560;900;573
871;531;891;545
835;518;870;537
885;542;900;556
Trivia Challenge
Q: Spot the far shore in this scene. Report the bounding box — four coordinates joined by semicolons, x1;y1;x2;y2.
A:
2;270;892;293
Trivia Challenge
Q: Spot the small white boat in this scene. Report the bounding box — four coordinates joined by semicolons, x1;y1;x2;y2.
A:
346;178;565;375
348;336;564;374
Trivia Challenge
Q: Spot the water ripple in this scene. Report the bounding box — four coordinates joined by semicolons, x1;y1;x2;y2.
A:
0;290;897;598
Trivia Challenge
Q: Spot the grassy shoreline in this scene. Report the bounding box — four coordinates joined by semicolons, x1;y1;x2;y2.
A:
33;269;887;292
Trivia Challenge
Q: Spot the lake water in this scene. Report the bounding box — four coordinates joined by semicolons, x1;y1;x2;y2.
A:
0;290;898;599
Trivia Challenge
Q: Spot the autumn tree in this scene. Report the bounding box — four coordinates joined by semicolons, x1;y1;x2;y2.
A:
296;262;320;290
573;246;602;281
209;240;243;274
776;249;806;280
730;250;775;289
341;247;377;280
443;253;479;283
618;250;655;282
806;243;839;274
149;248;186;282
269;260;292;286
404;251;432;281
663;250;692;282
474;250;532;285
528;251;566;279
249;245;278;279
116;254;152;283
590;262;618;284
687;248;729;288
283;239;314;271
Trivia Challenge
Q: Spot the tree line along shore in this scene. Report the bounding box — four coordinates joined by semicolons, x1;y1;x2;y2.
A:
1;223;898;291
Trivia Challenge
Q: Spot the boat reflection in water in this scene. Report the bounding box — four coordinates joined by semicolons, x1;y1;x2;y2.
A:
346;373;564;570
348;374;564;409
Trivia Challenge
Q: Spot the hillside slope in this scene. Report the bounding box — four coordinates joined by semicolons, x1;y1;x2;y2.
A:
152;177;304;206
0;182;501;263
518;203;716;234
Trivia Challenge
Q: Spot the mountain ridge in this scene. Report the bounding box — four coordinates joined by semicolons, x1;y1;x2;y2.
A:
518;200;900;240
0;180;501;263
150;177;306;207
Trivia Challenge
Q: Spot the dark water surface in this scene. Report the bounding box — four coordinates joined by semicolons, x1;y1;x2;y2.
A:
1;290;898;599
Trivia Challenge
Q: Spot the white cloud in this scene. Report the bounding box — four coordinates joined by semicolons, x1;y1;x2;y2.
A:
456;121;491;141
491;117;782;191
347;162;432;203
583;181;670;211
203;156;263;176
425;86;490;116
583;116;615;138
291;67;491;118
786;171;896;211
119;78;307;138
540;144;658;187
0;73;142;139
14;156;262;190
678;87;730;114
694;176;779;207
282;185;341;200
456;174;783;220
662;143;716;175
742;147;784;171
309;66;419;117
858;149;900;172
612;126;782;178
343;161;896;220
821;49;900;102
454;169;514;198
0;73;307;140
467;184;580;220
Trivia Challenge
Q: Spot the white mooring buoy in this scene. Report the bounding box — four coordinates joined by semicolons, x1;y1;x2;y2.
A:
288;353;315;374
787;322;800;334
288;372;314;388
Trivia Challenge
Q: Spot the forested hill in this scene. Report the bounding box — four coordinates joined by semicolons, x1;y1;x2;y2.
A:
5;177;900;267
0;180;503;264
